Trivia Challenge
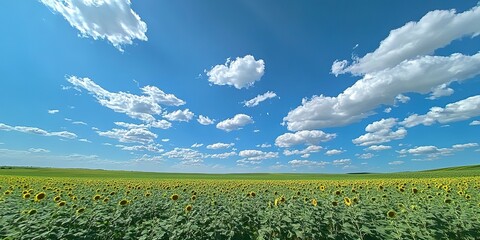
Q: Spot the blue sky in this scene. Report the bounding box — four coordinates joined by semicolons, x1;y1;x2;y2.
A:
0;1;479;173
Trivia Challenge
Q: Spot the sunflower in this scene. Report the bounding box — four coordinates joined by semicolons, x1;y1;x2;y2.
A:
53;196;61;202
57;201;66;207
191;195;196;201
171;194;179;201
250;191;256;197
118;199;129;206
103;197;109;203
344;197;352;207
28;209;37;215
22;193;31;199
311;198;318;207
412;188;418;194
35;192;46;201
185;204;193;212
76;207;85;214
387;210;396;218
274;198;280;207
332;201;338;206
319;186;326;191
93;194;101;201
144;192;151;197
444;198;452;204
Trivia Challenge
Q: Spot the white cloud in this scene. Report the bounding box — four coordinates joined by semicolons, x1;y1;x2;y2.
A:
357;153;374;159
333;6;480;75
398;145;452;159
191;143;203;148
388;161;404;165
206;142;234;149
163;109;194;122
72;121;87;125
161;139;170;142
283;145;322;156
284;53;480;130
384;107;392;113
197;115;215;125
0;122;77;139
163;148;203;163
216;114;254;132
79;138;92;143
427;83;454;100
48;109;59;114
150;120;172;129
67;76;185;122
41;0;148;52
365;145;392;151
275;130;336;148
401;95;480;128
116;143;164;153
470;120;480;126
28;148;50;153
208;152;237;159
243;91;277;107
395;94;410;104
288;159;329;167
332;159;351;165
331;60;349;76
256;143;271;148
238;150;278;161
452;143;478;149
353;118;407;146
97;128;157;144
206;55;265;89
325;149;344;156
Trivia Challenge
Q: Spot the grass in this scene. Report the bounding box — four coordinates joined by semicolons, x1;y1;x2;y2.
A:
0;164;479;180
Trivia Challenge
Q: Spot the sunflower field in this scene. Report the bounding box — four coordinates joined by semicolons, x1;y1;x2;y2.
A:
1;174;479;239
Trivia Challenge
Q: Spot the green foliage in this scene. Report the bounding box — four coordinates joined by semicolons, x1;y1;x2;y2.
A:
0;170;479;239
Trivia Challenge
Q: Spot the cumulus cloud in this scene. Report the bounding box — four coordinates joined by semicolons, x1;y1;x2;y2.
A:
206;142;234;149
197;115;215;125
427;83;454;100
48;109;59;114
283;145;322;156
353;118;407;146
163;148;204;163
206;55;265;89
325;149;344;156
208;152;237;159
41;0;148;52
365;145;392;151
288;159;328;167
238;150;278;161
0;123;77;139
67;76;185;123
116;143;164;153
357;153;374;159
284;53;480;130
470;120;480;125
275;130;336;148
333;6;480;75
243;91;277;107
332;159;351;166
163;109;194;122
216;114;253;132
398;145;452;159
97;128;157;144
401;95;480;128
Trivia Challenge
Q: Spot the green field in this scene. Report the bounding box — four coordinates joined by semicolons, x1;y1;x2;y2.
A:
1;166;479;239
1;164;479;180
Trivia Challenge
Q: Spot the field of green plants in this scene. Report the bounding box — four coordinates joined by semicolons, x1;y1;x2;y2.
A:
1;167;479;239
